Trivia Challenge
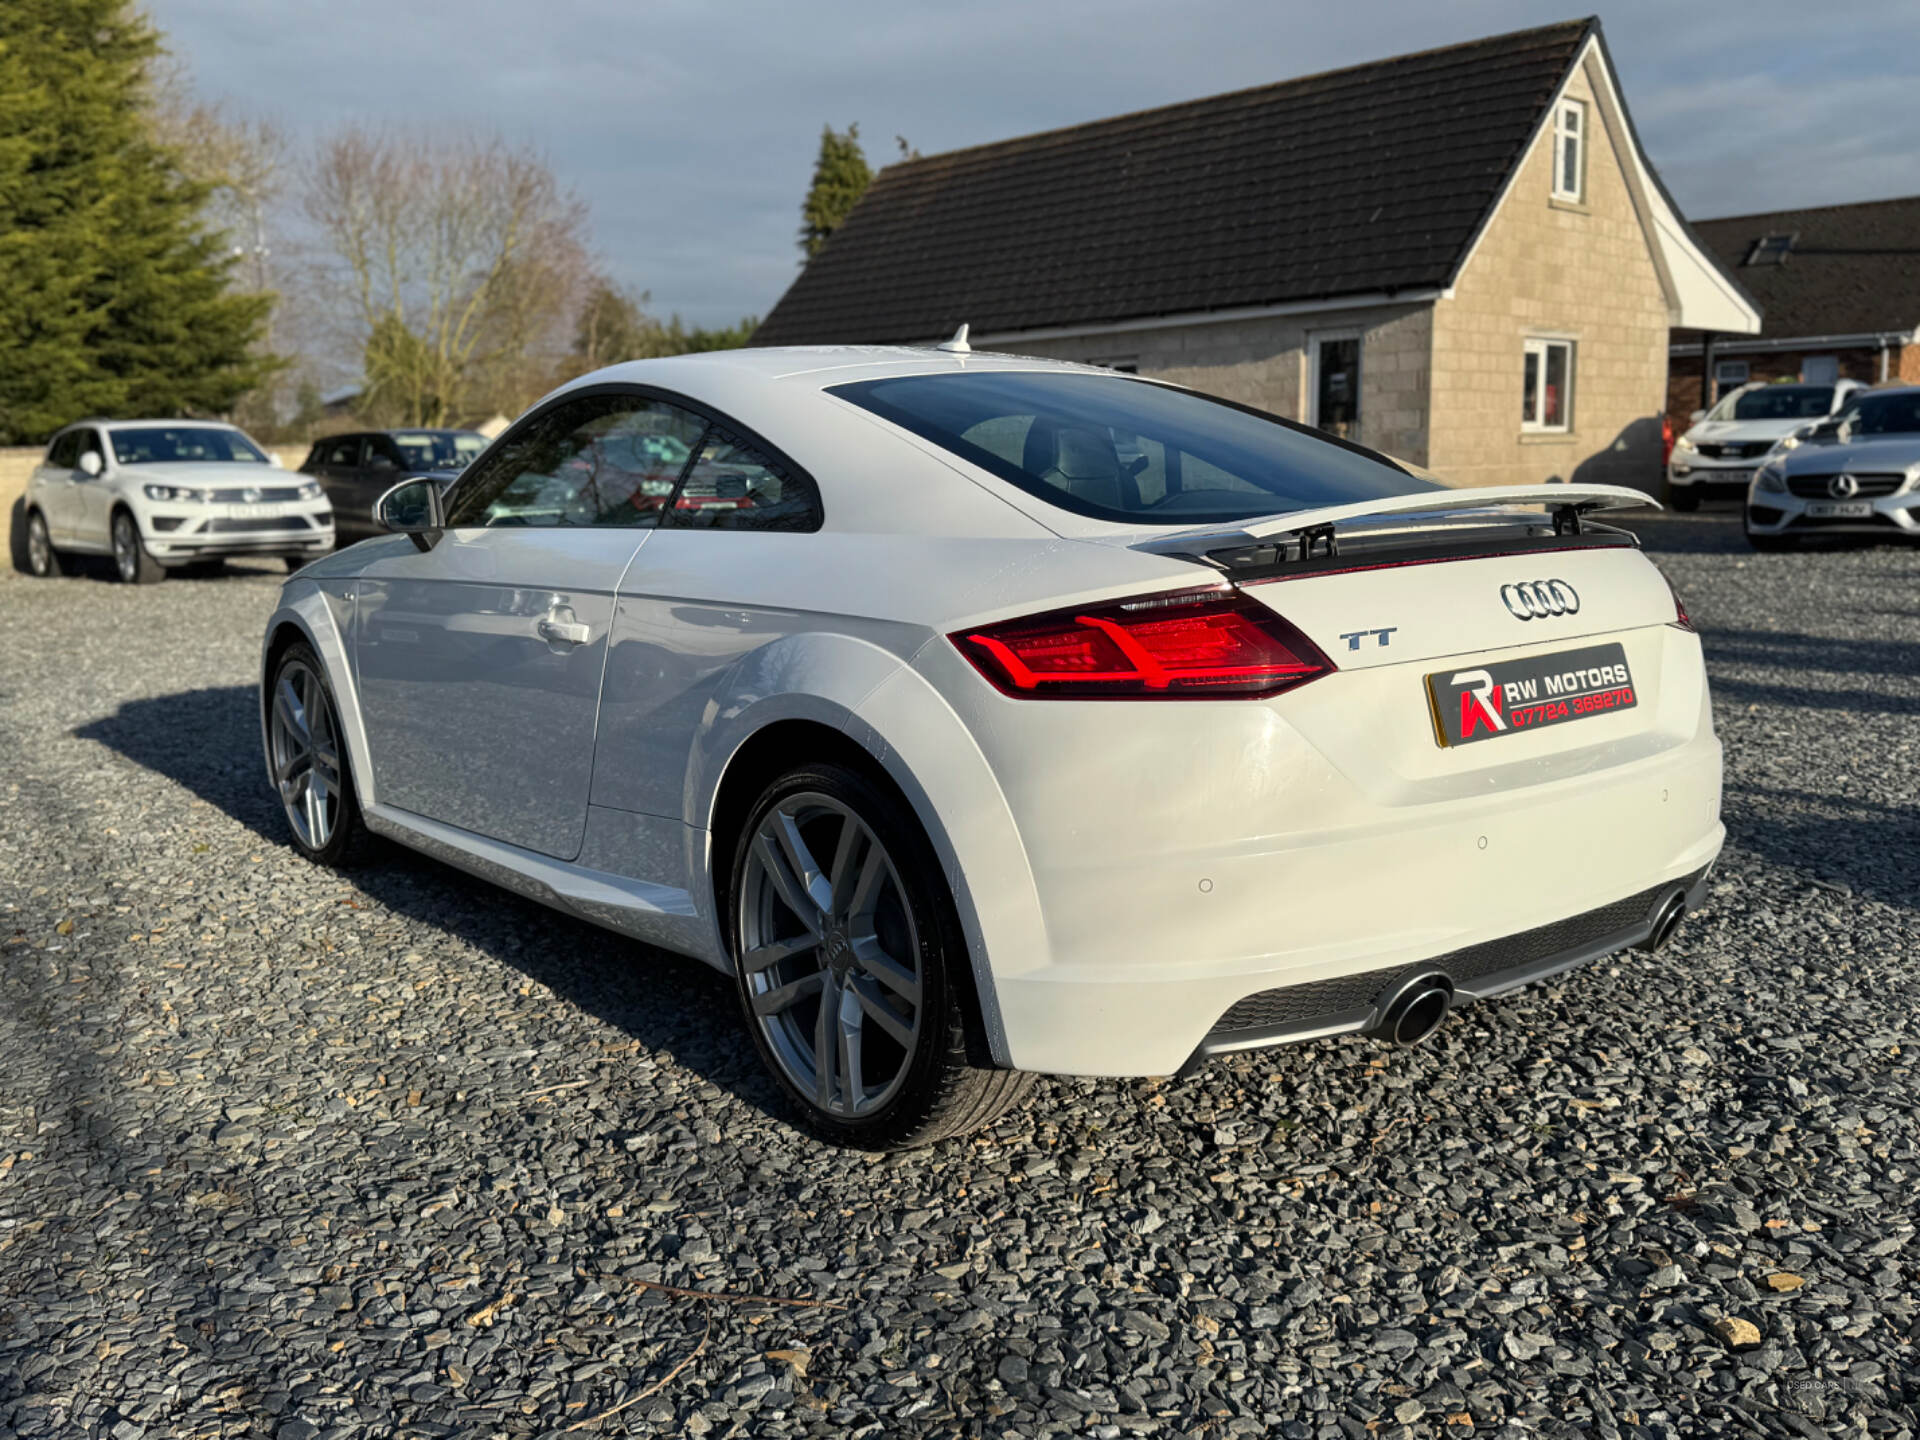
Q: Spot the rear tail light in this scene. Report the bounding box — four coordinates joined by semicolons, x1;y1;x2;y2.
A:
951;587;1334;699
1663;572;1695;632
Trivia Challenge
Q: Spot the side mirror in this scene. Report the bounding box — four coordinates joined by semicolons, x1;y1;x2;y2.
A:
376;476;445;552
269;453;285;468
78;451;103;478
1688;409;1705;423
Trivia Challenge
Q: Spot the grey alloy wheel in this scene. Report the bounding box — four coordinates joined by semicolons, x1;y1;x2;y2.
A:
269;657;345;853
737;791;925;1119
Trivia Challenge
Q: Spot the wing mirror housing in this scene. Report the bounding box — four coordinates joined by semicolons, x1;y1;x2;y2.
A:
1688;409;1705;423
376;476;445;552
78;451;103;478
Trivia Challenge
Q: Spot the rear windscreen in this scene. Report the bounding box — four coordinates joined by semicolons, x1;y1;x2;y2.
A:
829;370;1436;525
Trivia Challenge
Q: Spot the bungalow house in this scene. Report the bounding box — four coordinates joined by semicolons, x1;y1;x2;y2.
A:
755;17;1759;491
1667;195;1920;430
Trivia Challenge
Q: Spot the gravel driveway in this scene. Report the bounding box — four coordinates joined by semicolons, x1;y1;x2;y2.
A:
2;520;1915;1440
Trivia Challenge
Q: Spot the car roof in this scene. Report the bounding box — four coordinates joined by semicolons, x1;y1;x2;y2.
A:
560;345;1118;396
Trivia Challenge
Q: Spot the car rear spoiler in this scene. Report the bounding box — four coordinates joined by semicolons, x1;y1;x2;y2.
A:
1126;483;1658;566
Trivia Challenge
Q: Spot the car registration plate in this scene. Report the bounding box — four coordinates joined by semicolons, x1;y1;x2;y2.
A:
215;501;297;519
1427;642;1637;748
1714;469;1750;485
1805;500;1872;518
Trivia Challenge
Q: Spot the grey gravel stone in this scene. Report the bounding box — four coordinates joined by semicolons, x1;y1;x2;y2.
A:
1;518;1917;1438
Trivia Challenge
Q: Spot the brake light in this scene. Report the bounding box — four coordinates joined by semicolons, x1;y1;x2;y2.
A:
1662;572;1695;632
952;587;1334;699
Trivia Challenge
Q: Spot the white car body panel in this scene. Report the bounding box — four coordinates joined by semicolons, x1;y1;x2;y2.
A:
260;348;1723;1079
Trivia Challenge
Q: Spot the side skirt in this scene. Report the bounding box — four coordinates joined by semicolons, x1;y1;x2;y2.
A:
362;802;723;967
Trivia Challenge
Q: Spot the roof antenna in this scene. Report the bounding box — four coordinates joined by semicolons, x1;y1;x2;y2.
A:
936;323;971;355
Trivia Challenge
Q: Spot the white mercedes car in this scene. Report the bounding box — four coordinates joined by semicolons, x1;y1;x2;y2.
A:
258;346;1722;1147
24;419;333;582
1667;379;1862;510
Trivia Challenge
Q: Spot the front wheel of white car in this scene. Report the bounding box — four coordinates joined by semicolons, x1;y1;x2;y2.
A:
111;509;166;584
268;642;373;867
729;762;1034;1149
25;510;66;577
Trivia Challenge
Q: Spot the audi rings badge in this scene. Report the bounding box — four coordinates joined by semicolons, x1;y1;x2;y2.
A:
1500;579;1580;620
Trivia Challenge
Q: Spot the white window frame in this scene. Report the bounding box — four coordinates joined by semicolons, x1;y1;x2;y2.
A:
1308;328;1363;434
1551;98;1586;202
1522;337;1575;434
1713;358;1749;399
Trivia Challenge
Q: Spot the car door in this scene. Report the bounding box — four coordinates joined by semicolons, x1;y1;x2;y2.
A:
306;436;363;540
72;428;112;540
34;430;83;544
352;388;709;860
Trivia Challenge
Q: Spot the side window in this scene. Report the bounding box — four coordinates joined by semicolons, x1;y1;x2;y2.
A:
446;393;707;529
77;429;104;465
315;438;357;467
1551;99;1585;202
670;427;821;532
361;438;402;472
48;431;80;468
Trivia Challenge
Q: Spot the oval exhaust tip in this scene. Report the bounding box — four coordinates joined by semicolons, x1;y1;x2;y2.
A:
1637;895;1688;953
1371;976;1453;1049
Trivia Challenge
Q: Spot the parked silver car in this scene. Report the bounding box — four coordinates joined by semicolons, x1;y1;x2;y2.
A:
1745;387;1920;550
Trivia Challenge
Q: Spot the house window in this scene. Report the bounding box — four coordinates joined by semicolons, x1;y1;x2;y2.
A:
1551;99;1585;201
1311;333;1361;440
1743;233;1795;266
1522;339;1574;432
1714;359;1749;400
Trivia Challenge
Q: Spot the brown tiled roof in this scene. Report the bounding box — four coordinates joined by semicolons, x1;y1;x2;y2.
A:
1678;195;1920;343
755;18;1597;345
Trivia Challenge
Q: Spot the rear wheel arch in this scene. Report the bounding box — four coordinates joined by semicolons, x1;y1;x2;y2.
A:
706;718;1004;1070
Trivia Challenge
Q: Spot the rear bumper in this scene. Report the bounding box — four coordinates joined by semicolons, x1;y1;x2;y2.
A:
933;622;1724;1077
1177;864;1712;1076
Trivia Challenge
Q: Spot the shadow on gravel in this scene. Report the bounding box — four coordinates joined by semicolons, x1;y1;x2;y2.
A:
73;684;791;1126
1723;783;1920;911
1704;626;1920;680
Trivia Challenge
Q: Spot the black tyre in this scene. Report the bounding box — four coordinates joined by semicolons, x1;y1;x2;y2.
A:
728;761;1034;1148
267;641;375;867
25;509;67;577
284;555;310;572
111;508;166;584
1667;487;1701;512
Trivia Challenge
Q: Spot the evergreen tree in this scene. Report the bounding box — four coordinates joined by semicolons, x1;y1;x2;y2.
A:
798;123;873;263
0;0;273;444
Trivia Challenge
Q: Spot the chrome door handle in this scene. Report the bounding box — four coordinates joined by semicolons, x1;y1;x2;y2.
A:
537;614;591;646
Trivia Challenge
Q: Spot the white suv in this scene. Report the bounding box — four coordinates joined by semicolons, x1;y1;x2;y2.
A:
23;420;334;583
1667;379;1863;511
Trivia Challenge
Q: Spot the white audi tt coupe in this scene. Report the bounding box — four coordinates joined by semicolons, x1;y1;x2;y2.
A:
259;346;1722;1147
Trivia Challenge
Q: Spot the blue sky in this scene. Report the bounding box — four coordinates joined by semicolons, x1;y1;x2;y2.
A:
150;0;1920;328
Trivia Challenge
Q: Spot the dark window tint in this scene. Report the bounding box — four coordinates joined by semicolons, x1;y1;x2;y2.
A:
1719;385;1834;422
831;371;1427;525
1845;391;1920;436
387;430;487;471
313;437;359;467
109;426;267;464
361;438;403;472
77;429;104;462
669;428;821;531
48;431;81;468
447;393;707;529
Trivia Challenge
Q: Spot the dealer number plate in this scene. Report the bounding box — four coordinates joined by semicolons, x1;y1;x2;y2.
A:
1427;642;1637;748
1805;500;1872;518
